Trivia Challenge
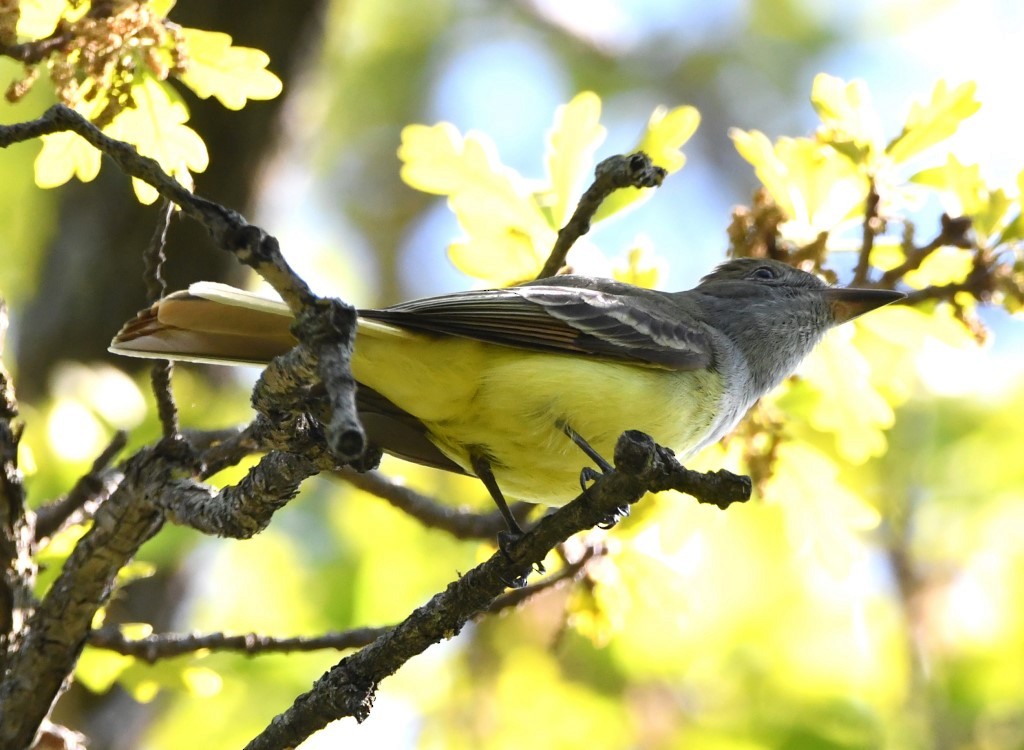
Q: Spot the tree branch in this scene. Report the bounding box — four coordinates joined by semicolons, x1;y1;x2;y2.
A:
536;152;666;279
244;431;749;749
852;178;881;285
34;430;128;541
0;449;166;750
0;106;366;464
86;544;602;664
334;469;533;540
0;301;35;676
879;214;973;287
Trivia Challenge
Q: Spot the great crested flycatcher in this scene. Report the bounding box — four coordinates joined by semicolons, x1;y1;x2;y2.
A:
110;258;903;526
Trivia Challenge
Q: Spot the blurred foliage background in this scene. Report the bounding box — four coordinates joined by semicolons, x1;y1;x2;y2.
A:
2;0;1024;748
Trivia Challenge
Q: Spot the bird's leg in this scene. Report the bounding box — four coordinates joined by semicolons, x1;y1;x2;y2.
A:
561;422;613;475
559;422;629;528
470;453;537;586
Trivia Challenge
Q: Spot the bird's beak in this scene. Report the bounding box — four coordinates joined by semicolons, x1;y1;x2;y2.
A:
822;287;906;324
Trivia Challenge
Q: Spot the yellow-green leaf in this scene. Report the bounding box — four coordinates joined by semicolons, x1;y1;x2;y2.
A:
177;28;283;110
911;154;984;215
799;326;895;464
545;91;606;229
904;246;973;290
732;129;868;243
612;240;665;289
106;74;209;204
399;122;553;281
76;647;136;693
811;74;883;162
885;80;980;163
34;131;102;188
764;442;880;576
593;104;699;222
16;0;84;39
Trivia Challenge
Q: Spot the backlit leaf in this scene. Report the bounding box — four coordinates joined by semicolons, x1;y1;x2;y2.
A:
593;104;699;221
106;74;209;204
34;130;101;188
732;129;868;243
399;123;553;281
177;28;283;111
545;91;606;228
886;80;980;163
811;74;883;163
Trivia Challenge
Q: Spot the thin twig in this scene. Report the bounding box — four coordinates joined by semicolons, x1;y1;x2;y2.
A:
144;200;180;439
334;469;533;540
852;178;880;285
34;430;128;541
0;31;73;65
87;626;390;663
537;152;666;279
880;214;973;287
87;546;605;664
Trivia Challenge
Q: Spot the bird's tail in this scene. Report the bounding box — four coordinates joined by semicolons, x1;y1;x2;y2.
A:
109;282;297;366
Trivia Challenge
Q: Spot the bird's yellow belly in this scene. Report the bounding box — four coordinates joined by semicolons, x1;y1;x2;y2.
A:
353;331;724;506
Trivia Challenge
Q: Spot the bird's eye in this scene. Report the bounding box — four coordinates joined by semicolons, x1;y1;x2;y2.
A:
750;265;778;280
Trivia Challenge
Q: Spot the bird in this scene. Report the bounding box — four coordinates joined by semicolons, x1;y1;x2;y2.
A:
110;258;904;532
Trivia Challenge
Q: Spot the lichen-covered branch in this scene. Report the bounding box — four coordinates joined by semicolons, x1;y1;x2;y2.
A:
0;106;365;464
244;431;749;750
0;301;34;678
0;448;166;750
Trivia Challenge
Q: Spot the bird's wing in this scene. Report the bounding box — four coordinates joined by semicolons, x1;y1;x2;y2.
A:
360;276;712;370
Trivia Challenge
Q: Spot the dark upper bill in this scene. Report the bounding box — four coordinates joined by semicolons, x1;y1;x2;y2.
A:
822;287;906;324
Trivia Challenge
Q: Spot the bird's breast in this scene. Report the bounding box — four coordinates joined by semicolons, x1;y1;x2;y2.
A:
353;328;728;505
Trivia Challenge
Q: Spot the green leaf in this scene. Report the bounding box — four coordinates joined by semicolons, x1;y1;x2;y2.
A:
150;0;178;16
910;154;984;214
16;0;81;38
797;327;896;465
399;122;554;283
612;241;665;289
885;80;980;163
106;73;209;204
593;104;699;222
177;28;283;111
34;130;102;188
76;647;136;693
732;129;868;243
545;91;606;229
811;73;883;163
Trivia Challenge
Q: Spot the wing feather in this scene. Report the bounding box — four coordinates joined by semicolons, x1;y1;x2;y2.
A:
360;276;711;370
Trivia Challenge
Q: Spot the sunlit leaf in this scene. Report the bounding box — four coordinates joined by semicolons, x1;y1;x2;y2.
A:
903;246;973;289
177;28;283;111
732;129;868;243
612;240;665;289
76;647;136;693
106;74;209;204
33;131;102;188
798;326;895;464
16;0;78;38
911;154;985;215
399;122;553;281
764;442;879;575
181;666;223;698
886;80;980;163
811;73;883;163
593;104;699;221
545;91;606;228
